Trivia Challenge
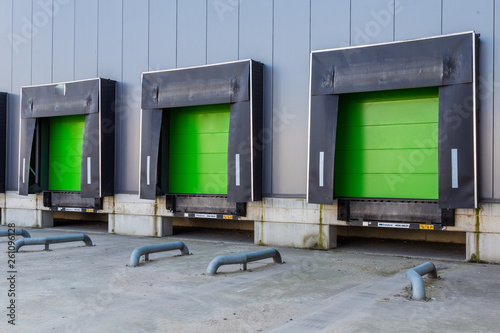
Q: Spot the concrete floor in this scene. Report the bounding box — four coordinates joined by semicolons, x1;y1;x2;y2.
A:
0;224;498;332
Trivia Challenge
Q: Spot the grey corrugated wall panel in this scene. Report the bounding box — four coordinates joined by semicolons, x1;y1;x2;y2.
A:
443;0;494;200
272;0;310;195
0;0;12;191
74;0;98;80
0;0;12;93
350;0;394;46
311;0;350;51
207;0;238;63
149;0;177;71
52;0;75;82
177;0;207;68
98;0;122;191
394;0;442;40
31;0;53;85
119;0;149;193
495;2;500;199
239;0;273;195
10;0;32;191
98;0;122;80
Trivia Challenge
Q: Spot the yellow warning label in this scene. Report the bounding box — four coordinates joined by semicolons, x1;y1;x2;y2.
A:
223;215;233;219
419;224;434;230
86;209;94;213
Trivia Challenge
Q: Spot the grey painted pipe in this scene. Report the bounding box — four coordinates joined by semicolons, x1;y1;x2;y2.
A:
13;234;93;252
0;229;31;238
405;262;438;300
206;248;282;275
129;241;190;267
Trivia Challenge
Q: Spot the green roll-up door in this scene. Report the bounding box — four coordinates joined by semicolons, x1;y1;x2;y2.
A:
169;104;230;195
48;115;85;191
335;87;439;199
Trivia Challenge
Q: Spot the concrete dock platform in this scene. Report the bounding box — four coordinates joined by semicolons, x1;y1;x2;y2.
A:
0;226;498;332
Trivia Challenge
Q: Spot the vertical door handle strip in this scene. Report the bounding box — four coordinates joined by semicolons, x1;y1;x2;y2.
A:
451;148;458;188
147;156;151;186
235;154;240;186
319;151;324;187
87;157;92;184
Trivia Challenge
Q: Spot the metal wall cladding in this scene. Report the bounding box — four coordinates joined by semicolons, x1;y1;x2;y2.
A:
177;0;206;68
207;0;238;64
273;0;310;196
149;0;176;70
52;0;75;83
32;0;52;85
1;0;500;202
239;0;273;195
120;0;149;194
74;0;98;80
0;93;6;193
350;0;394;46
394;0;441;40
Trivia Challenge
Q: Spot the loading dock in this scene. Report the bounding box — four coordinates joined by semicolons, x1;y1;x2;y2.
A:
18;78;116;217
308;31;478;230
140;60;263;220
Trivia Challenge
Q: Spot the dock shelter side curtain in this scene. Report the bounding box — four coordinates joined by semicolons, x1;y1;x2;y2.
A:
140;60;263;202
0;93;7;193
307;32;478;209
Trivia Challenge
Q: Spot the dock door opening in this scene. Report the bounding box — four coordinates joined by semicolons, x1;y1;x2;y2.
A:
167;104;230;195
335;87;439;200
48;115;86;192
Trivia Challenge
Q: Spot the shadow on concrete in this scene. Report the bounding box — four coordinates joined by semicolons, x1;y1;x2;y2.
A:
172;227;254;244
50;221;465;261
336;236;466;261
53;219;108;234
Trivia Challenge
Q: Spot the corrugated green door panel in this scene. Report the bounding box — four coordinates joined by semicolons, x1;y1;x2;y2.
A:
169;104;230;194
48;115;85;191
335;87;439;199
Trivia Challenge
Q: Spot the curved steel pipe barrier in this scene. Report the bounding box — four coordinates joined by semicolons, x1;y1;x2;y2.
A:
129;241;190;267
0;229;31;238
406;262;438;300
206;248;282;275
13;234;93;252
